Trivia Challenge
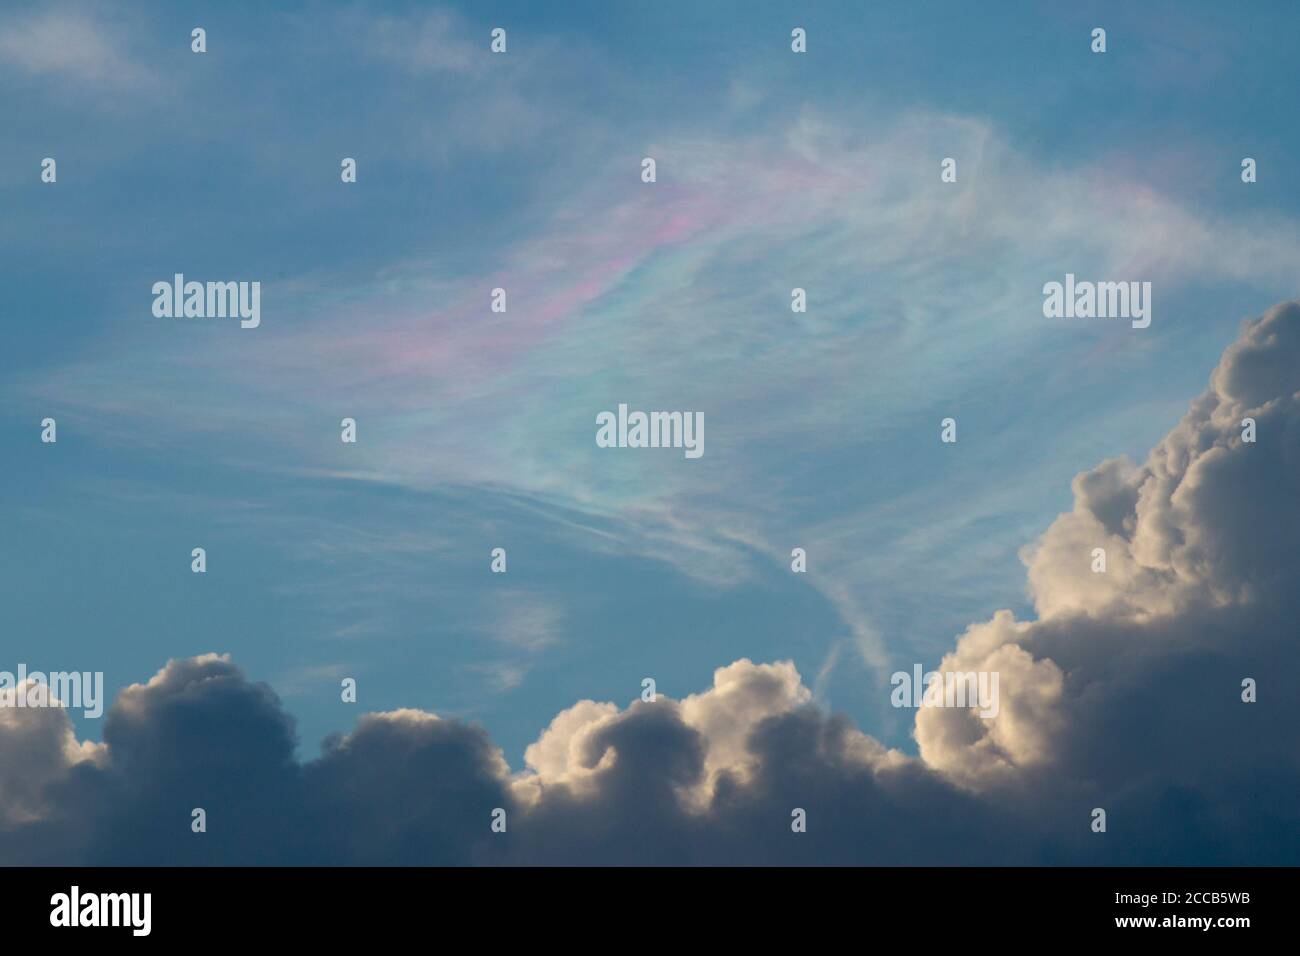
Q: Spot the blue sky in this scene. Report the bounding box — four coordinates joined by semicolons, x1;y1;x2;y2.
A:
3;0;1299;772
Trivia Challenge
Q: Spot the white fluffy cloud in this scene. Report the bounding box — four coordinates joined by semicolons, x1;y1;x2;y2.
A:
0;681;102;826
917;301;1300;790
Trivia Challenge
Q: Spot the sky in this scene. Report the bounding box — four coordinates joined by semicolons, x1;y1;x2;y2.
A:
1;1;1299;865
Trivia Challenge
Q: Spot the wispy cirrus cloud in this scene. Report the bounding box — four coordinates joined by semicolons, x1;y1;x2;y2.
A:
0;4;157;91
14;106;1300;676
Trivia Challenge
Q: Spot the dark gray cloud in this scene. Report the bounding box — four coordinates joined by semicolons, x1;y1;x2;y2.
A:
3;303;1299;865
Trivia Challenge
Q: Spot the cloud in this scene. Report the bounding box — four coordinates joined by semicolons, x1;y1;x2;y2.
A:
363;9;482;76
1022;304;1300;622
916;301;1300;797
482;592;564;653
0;5;155;90
16;107;1300;679
3;304;1298;865
0;682;102;827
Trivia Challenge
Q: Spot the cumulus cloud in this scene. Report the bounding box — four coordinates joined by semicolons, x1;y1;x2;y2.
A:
3;304;1299;863
918;301;1300;791
0;682;102;827
1024;304;1300;621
